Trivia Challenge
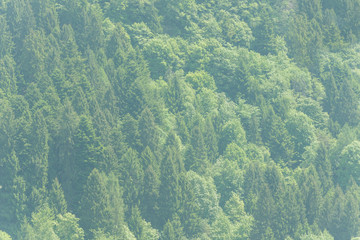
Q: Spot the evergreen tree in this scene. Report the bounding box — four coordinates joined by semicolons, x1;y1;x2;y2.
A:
138;108;159;154
165;132;185;174
1;0;360;238
252;6;275;55
79;169;109;238
25;111;49;190
298;165;323;226
0;16;13;58
54;213;84;240
120;148;144;209
71;115;103;210
140;146;159;173
5;0;36;59
250;184;275;240
158;147;180;227
187;125;209;174
48;178;67;215
261;104;294;165
224;192;253;240
142;165;160;226
122;114;141;151
161;220;176;240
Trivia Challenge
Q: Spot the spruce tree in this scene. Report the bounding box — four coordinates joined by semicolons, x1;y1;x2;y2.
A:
120;148;144;208
72;115;103;211
138;108;159;154
79;169;109;238
48;178;67;215
158;147;180;227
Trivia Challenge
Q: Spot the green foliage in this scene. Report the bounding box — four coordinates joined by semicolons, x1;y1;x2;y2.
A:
0;230;12;240
212;157;243;207
299;230;334;240
159;147;181;226
2;0;360;239
19;205;84;240
48;178;67;215
79;169;126;238
224;192;253;240
185;71;216;92
120;148;144;207
337;140;360;188
55;213;84;240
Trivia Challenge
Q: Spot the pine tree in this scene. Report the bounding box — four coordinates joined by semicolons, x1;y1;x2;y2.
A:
0;16;13;58
0;151;22;236
120;148;144;208
141;146;159;173
0;55;17;96
298;165;323;226
158;147;180;227
25;111;49;190
165;133;185;174
243;161;265;214
187;125;209;174
71;115;103;211
5;0;36;59
142;165;160;226
323;9;343;50
162;220;176;240
122;114;141;151
204;117;218;163
106;172;125;237
252;6;275;55
261;105;294;165
48;178;67;215
79;169;109;238
128;205;144;240
250;184;275;240
138;108;159;154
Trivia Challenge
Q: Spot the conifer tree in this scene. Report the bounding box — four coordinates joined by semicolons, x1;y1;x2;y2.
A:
122;114;141;152
251;184;275;240
71;115;103;210
187;125;209;174
5;0;36;58
48;178;67;216
261;105;294;165
79;169;109;238
138;108;159;153
204;117;218;163
26;111;49;190
161;220;176;240
142;165;160;226
165;133;185;174
120;148;144;208
298;165;323;226
159;147;180;226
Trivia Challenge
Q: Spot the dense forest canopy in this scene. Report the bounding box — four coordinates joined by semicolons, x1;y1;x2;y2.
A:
0;0;360;239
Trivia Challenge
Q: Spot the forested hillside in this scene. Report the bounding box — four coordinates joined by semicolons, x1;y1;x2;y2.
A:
1;0;360;239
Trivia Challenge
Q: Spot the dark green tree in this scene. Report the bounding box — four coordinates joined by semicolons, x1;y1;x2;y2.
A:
71;115;103;210
158;147;181;227
186;125;209;174
298;165;323;226
48;178;67;215
120;148;144;208
79;169;109;238
252;5;275;55
250;184;275;240
138;108;159;154
142;165;160;226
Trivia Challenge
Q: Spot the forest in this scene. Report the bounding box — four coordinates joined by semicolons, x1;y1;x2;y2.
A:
0;0;360;239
